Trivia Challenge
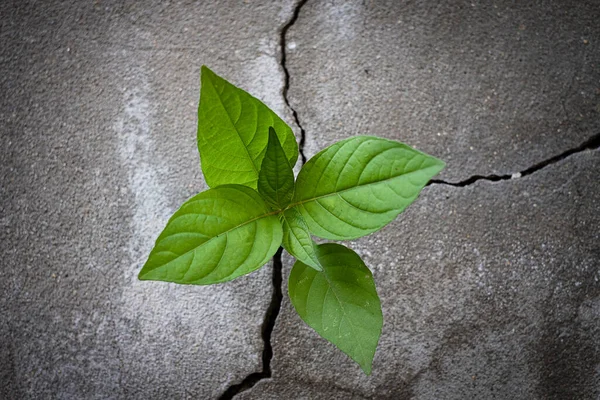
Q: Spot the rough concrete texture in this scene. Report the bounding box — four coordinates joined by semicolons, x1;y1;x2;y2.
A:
1;0;298;398
1;0;599;399
285;0;600;182
241;150;600;399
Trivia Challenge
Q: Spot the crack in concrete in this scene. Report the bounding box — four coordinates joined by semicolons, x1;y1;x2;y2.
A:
429;133;600;187
281;0;310;165
219;1;309;398
215;2;599;397
219;248;283;400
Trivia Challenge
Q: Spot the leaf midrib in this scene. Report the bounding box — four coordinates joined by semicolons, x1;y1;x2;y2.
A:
287;165;434;211
149;162;437;274
320;268;369;368
149;208;279;273
281;211;321;271
264;129;295;209
207;75;259;175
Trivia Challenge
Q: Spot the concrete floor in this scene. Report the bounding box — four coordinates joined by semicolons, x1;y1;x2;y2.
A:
1;1;598;399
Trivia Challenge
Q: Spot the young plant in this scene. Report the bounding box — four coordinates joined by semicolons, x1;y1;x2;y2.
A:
139;66;445;374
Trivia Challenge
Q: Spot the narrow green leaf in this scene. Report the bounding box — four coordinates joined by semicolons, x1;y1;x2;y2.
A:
198;66;298;188
139;185;282;285
291;136;445;240
257;127;295;210
280;207;322;271
288;243;382;374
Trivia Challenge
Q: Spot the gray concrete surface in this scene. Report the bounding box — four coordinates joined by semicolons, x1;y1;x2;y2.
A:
241;150;600;399
1;0;298;398
1;0;599;399
286;0;600;182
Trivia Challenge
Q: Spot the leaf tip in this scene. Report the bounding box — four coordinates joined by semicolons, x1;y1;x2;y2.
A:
301;259;323;272
361;363;373;375
266;126;282;149
437;157;447;170
200;65;218;85
427;156;446;178
306;255;323;271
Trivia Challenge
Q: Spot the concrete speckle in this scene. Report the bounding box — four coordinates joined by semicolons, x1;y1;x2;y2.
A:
115;70;171;260
285;0;600;182
242;151;600;400
240;38;289;120
0;0;297;398
1;0;599;399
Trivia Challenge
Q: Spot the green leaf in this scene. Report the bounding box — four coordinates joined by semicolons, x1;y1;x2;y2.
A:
280;207;322;271
257;127;295;210
197;66;298;189
139;185;282;285
288;243;382;374
291;136;445;240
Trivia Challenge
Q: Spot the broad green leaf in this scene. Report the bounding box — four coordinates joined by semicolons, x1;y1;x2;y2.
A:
198;66;298;189
257;127;295;210
288;243;382;374
280;207;322;271
291;136;445;240
139;185;282;285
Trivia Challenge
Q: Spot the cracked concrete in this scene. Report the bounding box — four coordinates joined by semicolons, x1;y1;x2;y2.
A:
283;0;600;183
1;0;599;399
1;0;298;398
280;0;310;165
241;149;600;400
220;5;311;397
431;132;600;187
